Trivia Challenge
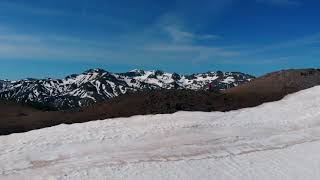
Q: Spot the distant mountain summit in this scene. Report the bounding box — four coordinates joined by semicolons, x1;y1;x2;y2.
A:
0;69;254;110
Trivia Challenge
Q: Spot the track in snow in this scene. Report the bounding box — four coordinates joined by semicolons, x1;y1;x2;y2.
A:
2;86;320;179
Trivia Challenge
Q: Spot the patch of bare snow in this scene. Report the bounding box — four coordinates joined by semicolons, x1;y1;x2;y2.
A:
2;86;320;179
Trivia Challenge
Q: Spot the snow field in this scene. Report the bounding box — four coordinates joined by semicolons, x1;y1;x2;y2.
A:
2;86;320;179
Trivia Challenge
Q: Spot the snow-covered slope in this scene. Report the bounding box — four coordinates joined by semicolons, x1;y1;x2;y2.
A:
0;69;254;110
1;86;320;179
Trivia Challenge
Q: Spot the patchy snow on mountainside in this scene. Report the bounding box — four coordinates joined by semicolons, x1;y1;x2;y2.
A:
1;86;320;179
0;69;254;110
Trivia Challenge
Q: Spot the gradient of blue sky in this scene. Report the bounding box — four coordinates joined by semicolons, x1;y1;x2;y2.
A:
0;0;320;79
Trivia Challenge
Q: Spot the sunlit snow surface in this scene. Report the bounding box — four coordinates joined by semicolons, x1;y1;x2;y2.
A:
2;86;320;179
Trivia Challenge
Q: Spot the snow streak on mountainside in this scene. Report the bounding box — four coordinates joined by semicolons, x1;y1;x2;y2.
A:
0;69;254;110
1;86;320;179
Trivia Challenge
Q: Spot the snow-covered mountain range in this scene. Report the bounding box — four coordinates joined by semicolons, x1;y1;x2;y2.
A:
0;69;254;110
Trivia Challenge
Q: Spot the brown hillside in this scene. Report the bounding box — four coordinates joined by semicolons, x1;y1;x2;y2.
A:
1;69;320;135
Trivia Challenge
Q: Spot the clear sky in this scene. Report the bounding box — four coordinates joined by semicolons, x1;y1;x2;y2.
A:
0;0;320;79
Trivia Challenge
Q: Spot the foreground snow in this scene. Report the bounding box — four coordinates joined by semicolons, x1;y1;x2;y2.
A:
2;86;320;179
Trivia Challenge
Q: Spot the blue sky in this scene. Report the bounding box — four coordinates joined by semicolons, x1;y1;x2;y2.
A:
0;0;320;79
